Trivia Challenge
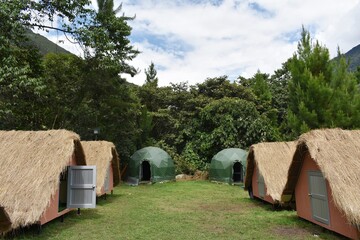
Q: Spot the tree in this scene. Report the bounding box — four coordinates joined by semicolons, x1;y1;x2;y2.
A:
138;63;161;112
355;66;360;85
286;27;360;137
145;62;159;87
269;62;291;136
185;98;279;167
0;1;49;130
239;71;273;116
194;76;255;101
42;53;85;129
88;0;139;76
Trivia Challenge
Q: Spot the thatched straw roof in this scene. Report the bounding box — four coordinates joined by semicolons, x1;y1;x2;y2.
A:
282;128;360;226
244;141;297;201
81;141;120;195
0;130;85;233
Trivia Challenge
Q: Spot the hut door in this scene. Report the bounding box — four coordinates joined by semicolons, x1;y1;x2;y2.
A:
308;171;330;225
140;161;151;181
67;166;97;209
257;170;265;199
232;162;243;182
104;166;110;192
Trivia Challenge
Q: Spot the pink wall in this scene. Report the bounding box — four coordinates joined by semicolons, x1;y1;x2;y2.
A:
99;165;114;196
251;162;275;204
295;152;359;239
39;155;77;225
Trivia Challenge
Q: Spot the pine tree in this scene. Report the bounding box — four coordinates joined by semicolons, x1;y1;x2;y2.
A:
144;62;159;87
286;27;360;137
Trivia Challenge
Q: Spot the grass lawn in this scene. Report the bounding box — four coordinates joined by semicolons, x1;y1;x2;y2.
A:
15;181;345;239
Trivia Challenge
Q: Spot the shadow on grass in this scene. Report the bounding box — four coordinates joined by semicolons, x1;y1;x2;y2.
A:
95;193;123;206
9;208;103;239
279;215;349;240
239;196;278;211
239;196;297;212
238;197;348;240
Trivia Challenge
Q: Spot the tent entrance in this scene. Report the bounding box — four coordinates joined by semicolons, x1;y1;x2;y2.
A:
233;162;243;183
140;161;151;182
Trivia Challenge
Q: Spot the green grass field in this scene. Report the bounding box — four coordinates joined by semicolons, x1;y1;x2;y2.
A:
15;181;345;239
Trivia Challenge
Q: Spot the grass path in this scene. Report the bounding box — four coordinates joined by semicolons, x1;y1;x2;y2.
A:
16;181;344;239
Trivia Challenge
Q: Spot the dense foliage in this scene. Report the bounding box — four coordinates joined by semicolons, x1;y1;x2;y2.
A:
1;1;359;175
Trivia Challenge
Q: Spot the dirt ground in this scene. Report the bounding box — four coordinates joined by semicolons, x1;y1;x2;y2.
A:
175;170;209;181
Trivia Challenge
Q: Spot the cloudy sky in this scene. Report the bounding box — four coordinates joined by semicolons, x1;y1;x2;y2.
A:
40;0;360;86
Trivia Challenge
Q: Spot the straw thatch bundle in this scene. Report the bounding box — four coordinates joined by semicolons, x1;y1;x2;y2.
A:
283;128;360;226
81;141;120;195
0;130;85;233
244;141;297;201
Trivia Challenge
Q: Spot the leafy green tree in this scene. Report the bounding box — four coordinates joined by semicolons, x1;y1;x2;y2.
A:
0;0;139;129
185;98;279;167
193;76;255;102
268;62;291;137
42;53;85;129
239;71;274;119
88;0;139;76
0;1;48;129
97;0;122;15
136;106;154;148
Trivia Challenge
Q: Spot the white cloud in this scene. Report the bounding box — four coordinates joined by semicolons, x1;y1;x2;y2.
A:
39;0;360;86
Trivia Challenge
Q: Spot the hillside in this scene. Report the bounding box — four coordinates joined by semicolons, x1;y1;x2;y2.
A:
344;44;360;71
25;29;71;55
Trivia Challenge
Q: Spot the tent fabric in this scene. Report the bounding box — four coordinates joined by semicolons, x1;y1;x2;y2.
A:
209;148;248;184
127;147;175;185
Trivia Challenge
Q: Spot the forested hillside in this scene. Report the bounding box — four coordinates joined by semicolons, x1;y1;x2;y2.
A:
1;1;360;176
25;29;71;55
344;44;360;72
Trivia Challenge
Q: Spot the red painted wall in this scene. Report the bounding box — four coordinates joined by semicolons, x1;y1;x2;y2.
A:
251;162;275;204
39;155;77;225
295;152;359;239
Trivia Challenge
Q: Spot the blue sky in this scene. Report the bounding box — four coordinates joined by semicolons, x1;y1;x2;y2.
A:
40;0;360;86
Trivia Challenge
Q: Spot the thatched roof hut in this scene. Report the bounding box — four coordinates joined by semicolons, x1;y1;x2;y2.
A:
0;130;86;233
81;141;120;196
244;141;297;203
282;129;360;238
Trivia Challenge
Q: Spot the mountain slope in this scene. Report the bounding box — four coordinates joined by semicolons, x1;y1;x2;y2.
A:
25;29;72;55
344;44;360;71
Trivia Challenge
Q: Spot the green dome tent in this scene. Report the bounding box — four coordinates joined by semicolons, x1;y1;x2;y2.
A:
127;147;175;185
209;148;248;184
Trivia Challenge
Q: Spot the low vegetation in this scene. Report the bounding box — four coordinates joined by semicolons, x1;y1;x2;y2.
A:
16;181;345;240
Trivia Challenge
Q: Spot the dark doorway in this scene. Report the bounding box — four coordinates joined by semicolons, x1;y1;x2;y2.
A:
141;161;151;181
233;162;243;182
58;167;68;212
